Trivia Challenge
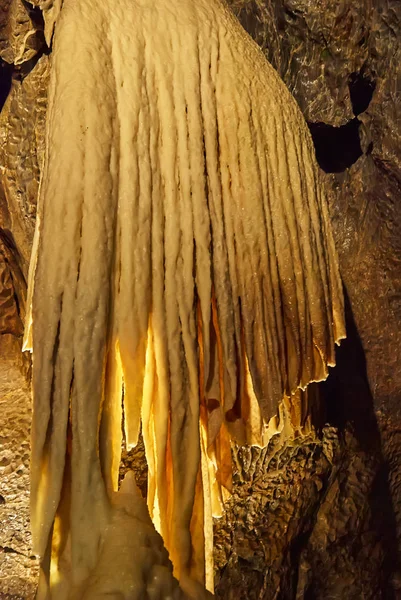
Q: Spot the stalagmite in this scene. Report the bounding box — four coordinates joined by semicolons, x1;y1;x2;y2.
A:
23;0;346;596
75;471;211;600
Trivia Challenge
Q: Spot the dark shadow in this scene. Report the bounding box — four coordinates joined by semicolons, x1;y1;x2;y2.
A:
15;45;49;80
0;229;27;323
308;119;363;173
349;71;376;116
320;285;399;598
0;1;48;114
322;288;381;449
22;0;45;30
0;59;13;112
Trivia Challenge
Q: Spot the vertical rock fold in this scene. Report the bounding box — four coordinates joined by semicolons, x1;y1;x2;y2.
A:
24;0;345;595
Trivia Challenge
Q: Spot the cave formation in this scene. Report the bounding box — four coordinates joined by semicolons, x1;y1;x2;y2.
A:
0;1;400;599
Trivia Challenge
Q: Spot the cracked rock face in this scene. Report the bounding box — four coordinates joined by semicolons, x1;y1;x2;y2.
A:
0;0;400;598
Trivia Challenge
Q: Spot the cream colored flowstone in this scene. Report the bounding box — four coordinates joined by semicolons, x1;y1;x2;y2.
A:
74;471;211;600
23;0;345;597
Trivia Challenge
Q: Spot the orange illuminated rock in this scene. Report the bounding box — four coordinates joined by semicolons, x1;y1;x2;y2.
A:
23;0;345;596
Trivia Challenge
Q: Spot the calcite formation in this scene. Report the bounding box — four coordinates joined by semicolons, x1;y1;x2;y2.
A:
1;0;400;599
22;0;344;596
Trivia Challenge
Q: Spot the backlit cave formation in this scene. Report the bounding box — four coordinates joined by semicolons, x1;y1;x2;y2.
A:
0;0;400;599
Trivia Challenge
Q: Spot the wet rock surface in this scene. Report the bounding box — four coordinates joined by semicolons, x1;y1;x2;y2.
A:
0;0;400;598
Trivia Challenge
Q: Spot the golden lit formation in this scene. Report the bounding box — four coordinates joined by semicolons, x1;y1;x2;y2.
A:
23;0;345;597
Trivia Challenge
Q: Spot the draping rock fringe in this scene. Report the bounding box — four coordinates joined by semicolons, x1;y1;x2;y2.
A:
23;0;346;596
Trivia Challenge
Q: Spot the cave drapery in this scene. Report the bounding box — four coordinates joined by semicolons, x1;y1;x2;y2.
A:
3;0;401;599
20;0;345;597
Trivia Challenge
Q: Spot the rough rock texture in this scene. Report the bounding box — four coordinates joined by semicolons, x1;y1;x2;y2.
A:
0;0;400;598
0;0;45;66
119;435;148;501
0;233;24;337
212;313;397;598
211;0;401;597
0;342;38;599
214;428;388;600
0;52;49;269
229;0;401;416
0;0;49;350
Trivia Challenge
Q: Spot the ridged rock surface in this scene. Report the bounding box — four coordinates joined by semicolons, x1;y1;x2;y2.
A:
0;0;400;598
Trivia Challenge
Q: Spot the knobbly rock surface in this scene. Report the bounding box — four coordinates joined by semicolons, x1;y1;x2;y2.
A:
0;341;38;599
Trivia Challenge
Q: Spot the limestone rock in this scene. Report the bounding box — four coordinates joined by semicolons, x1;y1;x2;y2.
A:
0;0;400;598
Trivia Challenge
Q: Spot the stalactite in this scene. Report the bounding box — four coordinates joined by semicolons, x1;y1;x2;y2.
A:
23;0;345;596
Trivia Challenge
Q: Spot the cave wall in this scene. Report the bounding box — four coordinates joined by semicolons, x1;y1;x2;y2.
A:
0;1;400;598
230;0;401;418
214;1;401;597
